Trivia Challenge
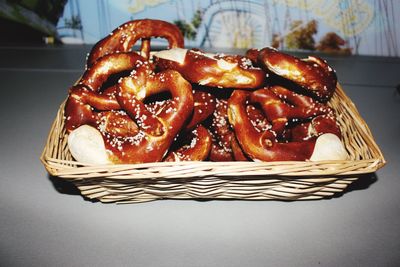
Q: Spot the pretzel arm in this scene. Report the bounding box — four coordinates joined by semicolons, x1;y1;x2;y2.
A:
228;90;316;161
250;86;334;136
65;52;146;131
87;19;184;67
112;69;194;163
164;125;212;162
257;47;337;102
154;48;266;89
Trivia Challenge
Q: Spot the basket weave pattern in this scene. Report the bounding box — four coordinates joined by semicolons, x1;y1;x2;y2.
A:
41;85;385;203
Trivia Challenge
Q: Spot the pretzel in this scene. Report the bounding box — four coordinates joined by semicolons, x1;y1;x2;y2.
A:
164;125;212;162
66;18;348;164
227;89;345;161
255;47;337;102
87;19;184;67
65;52;146;132
250;85;339;138
154;48;266;89
109;65;194;163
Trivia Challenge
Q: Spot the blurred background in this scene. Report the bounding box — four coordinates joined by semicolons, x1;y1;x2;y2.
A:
1;0;399;57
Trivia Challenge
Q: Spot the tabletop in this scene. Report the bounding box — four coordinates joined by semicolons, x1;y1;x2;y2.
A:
0;45;399;267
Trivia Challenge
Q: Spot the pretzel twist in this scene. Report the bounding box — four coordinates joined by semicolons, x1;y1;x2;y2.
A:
65;52;145;132
250;85;339;138
154;48;266;89
87;19;184;67
255;47;337;102
111;65;194;163
228;90;317;161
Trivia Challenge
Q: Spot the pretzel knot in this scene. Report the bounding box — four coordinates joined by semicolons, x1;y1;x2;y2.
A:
154;48;266;89
65;52;145;132
227;87;342;162
87;19;184;67
110;65;194;163
255;47;337;102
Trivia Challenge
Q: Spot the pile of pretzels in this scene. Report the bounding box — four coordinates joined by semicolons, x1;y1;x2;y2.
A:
65;19;348;165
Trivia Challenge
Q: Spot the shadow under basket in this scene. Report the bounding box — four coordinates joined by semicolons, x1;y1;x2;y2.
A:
41;85;386;203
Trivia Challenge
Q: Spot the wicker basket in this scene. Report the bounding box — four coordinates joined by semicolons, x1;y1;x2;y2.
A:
41;85;385;203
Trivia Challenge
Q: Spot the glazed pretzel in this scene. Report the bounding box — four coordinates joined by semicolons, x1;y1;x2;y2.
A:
255;47;337;102
154;48;266;89
250;85;339;138
164;125;212;162
110;64;194;163
267;86;341;141
228;90;319;161
87;19;184;67
65;52;146;132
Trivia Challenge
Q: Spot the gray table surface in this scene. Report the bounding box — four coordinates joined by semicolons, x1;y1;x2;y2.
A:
0;45;399;267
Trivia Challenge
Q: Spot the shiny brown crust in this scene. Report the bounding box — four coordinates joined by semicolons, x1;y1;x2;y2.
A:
87;19;184;67
257;47;337;102
186;90;216;130
164;125;212;162
65;52;145;132
228;86;341;161
110;67;194;163
155;49;266;89
65;86;120;132
250;85;338;137
244;48;260;66
209;99;234;161
268;86;341;141
94;110;140;138
228;90;317;161
209;99;247;161
81;52;148;92
145;89;216;131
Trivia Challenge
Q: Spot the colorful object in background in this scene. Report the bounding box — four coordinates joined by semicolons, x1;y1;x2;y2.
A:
1;0;399;57
0;0;67;43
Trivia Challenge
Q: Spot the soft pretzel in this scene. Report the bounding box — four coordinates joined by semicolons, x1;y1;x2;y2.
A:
255;47;337;102
110;65;194;163
65;52;146;132
228;89;347;161
154;48;266;89
250;85;339;138
164;125;212;162
87;19;184;67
